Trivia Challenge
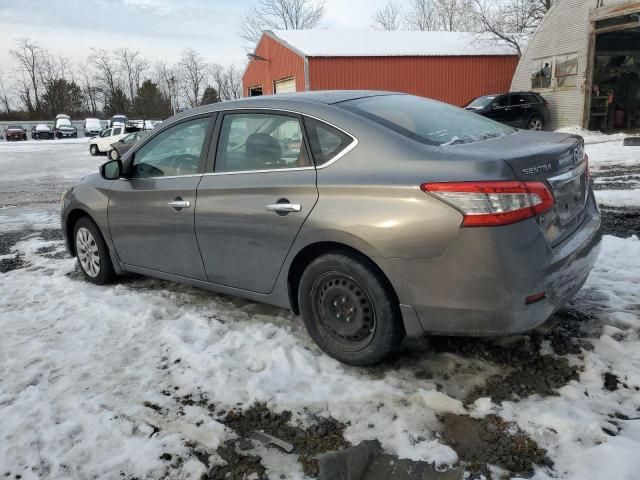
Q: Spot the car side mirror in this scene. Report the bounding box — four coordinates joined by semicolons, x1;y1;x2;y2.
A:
100;159;122;180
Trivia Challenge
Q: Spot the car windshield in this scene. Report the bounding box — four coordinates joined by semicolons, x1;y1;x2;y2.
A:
36;124;49;130
58;119;72;127
8;125;22;130
86;119;101;127
339;94;516;146
466;96;497;109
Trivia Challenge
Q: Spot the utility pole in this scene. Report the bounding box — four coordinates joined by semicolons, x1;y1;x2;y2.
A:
169;75;177;115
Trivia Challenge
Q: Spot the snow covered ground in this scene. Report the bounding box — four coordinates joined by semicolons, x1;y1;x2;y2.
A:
0;137;639;480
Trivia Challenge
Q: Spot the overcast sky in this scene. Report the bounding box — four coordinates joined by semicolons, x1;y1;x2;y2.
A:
0;0;387;74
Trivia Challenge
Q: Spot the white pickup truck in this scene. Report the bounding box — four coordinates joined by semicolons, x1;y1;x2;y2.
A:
88;125;128;155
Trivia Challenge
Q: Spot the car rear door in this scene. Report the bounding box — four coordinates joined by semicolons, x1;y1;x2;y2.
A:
107;115;215;279
195;110;318;294
508;94;532;128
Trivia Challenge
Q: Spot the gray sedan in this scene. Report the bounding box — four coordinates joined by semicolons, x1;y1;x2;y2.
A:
61;91;601;365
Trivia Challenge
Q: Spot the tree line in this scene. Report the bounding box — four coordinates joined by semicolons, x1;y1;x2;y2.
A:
372;0;555;56
0;39;242;121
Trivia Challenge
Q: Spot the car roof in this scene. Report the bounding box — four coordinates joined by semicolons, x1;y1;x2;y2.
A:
169;90;403;123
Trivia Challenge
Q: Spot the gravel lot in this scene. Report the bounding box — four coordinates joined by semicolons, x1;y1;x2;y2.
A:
1;137;639;480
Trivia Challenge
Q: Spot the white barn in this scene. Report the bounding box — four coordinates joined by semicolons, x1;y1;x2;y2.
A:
511;0;640;130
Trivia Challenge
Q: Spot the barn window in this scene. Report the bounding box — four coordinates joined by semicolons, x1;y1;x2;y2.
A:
556;54;578;87
531;58;553;89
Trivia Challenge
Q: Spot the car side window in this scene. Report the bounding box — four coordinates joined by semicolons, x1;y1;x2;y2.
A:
303;117;353;166
131;117;209;179
511;94;529;106
215;113;310;173
493;96;509;108
101;129;112;138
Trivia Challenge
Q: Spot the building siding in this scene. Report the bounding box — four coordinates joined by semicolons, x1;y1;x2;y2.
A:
243;35;305;96
511;0;640;129
308;56;518;107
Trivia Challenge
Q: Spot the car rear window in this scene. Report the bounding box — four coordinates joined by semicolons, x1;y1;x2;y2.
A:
339;94;516;146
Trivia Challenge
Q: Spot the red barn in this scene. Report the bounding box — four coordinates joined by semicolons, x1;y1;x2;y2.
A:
243;30;519;107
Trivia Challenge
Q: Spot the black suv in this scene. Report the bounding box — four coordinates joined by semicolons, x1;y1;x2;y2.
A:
465;92;550;131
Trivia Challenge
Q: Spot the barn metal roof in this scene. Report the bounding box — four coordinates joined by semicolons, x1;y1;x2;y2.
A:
267;30;517;57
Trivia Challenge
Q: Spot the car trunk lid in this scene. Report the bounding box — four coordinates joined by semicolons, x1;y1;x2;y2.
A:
449;131;589;246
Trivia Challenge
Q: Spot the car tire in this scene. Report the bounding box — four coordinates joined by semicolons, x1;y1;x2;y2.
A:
90;144;99;156
298;252;405;366
527;116;544;131
73;216;116;285
109;149;120;161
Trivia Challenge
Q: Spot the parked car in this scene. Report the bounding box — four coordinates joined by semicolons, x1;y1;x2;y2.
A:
31;124;54;140
107;131;145;160
465;92;550;131
84;118;103;137
109;115;128;128
5;125;27;141
88;125;128;155
54;114;78;138
61;91;601;366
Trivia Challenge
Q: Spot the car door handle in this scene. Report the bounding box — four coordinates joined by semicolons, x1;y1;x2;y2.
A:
266;203;301;213
168;200;191;208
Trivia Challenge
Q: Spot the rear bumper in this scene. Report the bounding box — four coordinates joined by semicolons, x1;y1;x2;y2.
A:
384;189;602;336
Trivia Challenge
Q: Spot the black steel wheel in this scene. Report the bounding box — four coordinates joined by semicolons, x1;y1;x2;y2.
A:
312;272;377;352
299;252;405;366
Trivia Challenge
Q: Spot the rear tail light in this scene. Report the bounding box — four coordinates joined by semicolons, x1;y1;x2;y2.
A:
543;99;550;110
421;181;555;227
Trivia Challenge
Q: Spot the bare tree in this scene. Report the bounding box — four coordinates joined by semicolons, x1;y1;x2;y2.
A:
77;62;100;115
10;38;44;112
472;0;553;55
154;60;181;113
436;0;477;31
372;1;403;30
87;49;121;98
0;72;11;113
405;0;439;30
40;52;70;92
87;48;129;114
178;48;208;108
241;0;325;44
212;64;243;102
115;48;149;102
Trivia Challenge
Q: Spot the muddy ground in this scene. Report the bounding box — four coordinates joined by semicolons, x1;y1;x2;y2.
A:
1;219;624;478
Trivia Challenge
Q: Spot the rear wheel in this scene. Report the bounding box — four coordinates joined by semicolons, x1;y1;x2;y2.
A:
527;116;544;131
298;252;405;366
73;216;115;285
90;144;99;156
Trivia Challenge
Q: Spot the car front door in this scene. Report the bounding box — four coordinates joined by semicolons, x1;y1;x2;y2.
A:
195;111;318;293
485;95;511;125
108;115;214;279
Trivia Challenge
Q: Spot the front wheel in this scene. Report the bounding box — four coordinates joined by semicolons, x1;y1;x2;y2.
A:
73;216;116;285
89;144;99;156
298;252;405;366
109;148;120;161
527;116;544;131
